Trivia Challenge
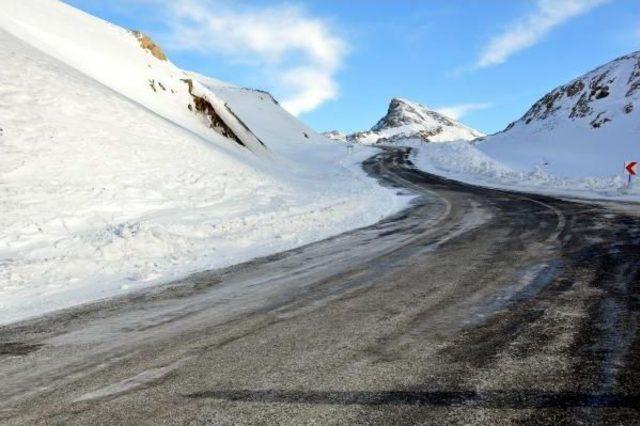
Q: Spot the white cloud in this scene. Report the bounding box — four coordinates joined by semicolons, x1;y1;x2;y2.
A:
475;0;610;69
162;0;347;116
436;103;492;120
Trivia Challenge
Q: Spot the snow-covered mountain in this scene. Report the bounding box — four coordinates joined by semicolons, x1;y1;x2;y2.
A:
0;0;407;324
480;50;640;178
504;51;638;132
327;98;483;145
411;49;640;202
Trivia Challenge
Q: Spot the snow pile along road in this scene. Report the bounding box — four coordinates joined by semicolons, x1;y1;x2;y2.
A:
411;140;640;202
0;1;409;325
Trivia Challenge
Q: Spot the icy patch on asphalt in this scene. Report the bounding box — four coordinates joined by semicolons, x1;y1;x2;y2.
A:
424;200;491;252
463;261;562;328
74;359;189;402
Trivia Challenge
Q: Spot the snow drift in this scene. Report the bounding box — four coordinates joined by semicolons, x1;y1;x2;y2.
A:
0;1;408;324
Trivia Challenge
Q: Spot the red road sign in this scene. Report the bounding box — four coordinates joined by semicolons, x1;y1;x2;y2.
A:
625;161;638;176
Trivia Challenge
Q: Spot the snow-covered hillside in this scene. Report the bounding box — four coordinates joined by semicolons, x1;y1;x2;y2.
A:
480;51;640;178
0;1;408;324
0;0;266;154
411;51;640;201
328;98;483;145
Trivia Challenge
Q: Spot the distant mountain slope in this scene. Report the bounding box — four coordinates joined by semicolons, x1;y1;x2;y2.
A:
481;51;640;178
327;98;483;145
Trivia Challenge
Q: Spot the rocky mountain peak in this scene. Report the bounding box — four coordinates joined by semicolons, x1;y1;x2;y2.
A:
372;98;457;132
503;50;640;132
337;97;483;145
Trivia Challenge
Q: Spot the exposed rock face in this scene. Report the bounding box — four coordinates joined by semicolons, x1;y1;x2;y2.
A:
343;98;483;145
181;78;245;147
132;31;167;61
504;50;640;131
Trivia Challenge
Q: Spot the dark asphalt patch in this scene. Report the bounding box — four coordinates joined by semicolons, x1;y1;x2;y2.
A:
0;342;43;356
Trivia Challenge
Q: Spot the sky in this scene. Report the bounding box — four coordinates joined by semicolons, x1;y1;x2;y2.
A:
65;0;639;134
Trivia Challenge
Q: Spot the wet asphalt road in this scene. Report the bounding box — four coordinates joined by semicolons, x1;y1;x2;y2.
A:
1;147;639;425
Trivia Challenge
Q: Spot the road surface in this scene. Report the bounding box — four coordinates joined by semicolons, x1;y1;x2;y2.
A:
1;148;639;424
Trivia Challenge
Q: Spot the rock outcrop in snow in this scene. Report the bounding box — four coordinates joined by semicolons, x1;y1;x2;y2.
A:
338;98;483;145
132;31;167;61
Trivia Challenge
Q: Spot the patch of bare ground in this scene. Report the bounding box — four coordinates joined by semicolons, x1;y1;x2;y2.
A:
131;31;166;61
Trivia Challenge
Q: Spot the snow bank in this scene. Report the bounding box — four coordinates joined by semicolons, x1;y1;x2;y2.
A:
480;111;640;179
410;140;640;202
0;6;409;325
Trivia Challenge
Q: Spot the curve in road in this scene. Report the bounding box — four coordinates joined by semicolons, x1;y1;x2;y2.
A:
1;148;639;424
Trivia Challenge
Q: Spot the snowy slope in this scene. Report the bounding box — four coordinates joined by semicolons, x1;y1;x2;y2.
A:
480;51;640;178
339;98;483;145
0;3;409;324
0;0;266;154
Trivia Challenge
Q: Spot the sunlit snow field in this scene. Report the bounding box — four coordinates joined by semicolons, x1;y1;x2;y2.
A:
0;15;409;325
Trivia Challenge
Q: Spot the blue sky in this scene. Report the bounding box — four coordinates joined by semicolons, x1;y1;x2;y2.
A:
65;0;639;134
